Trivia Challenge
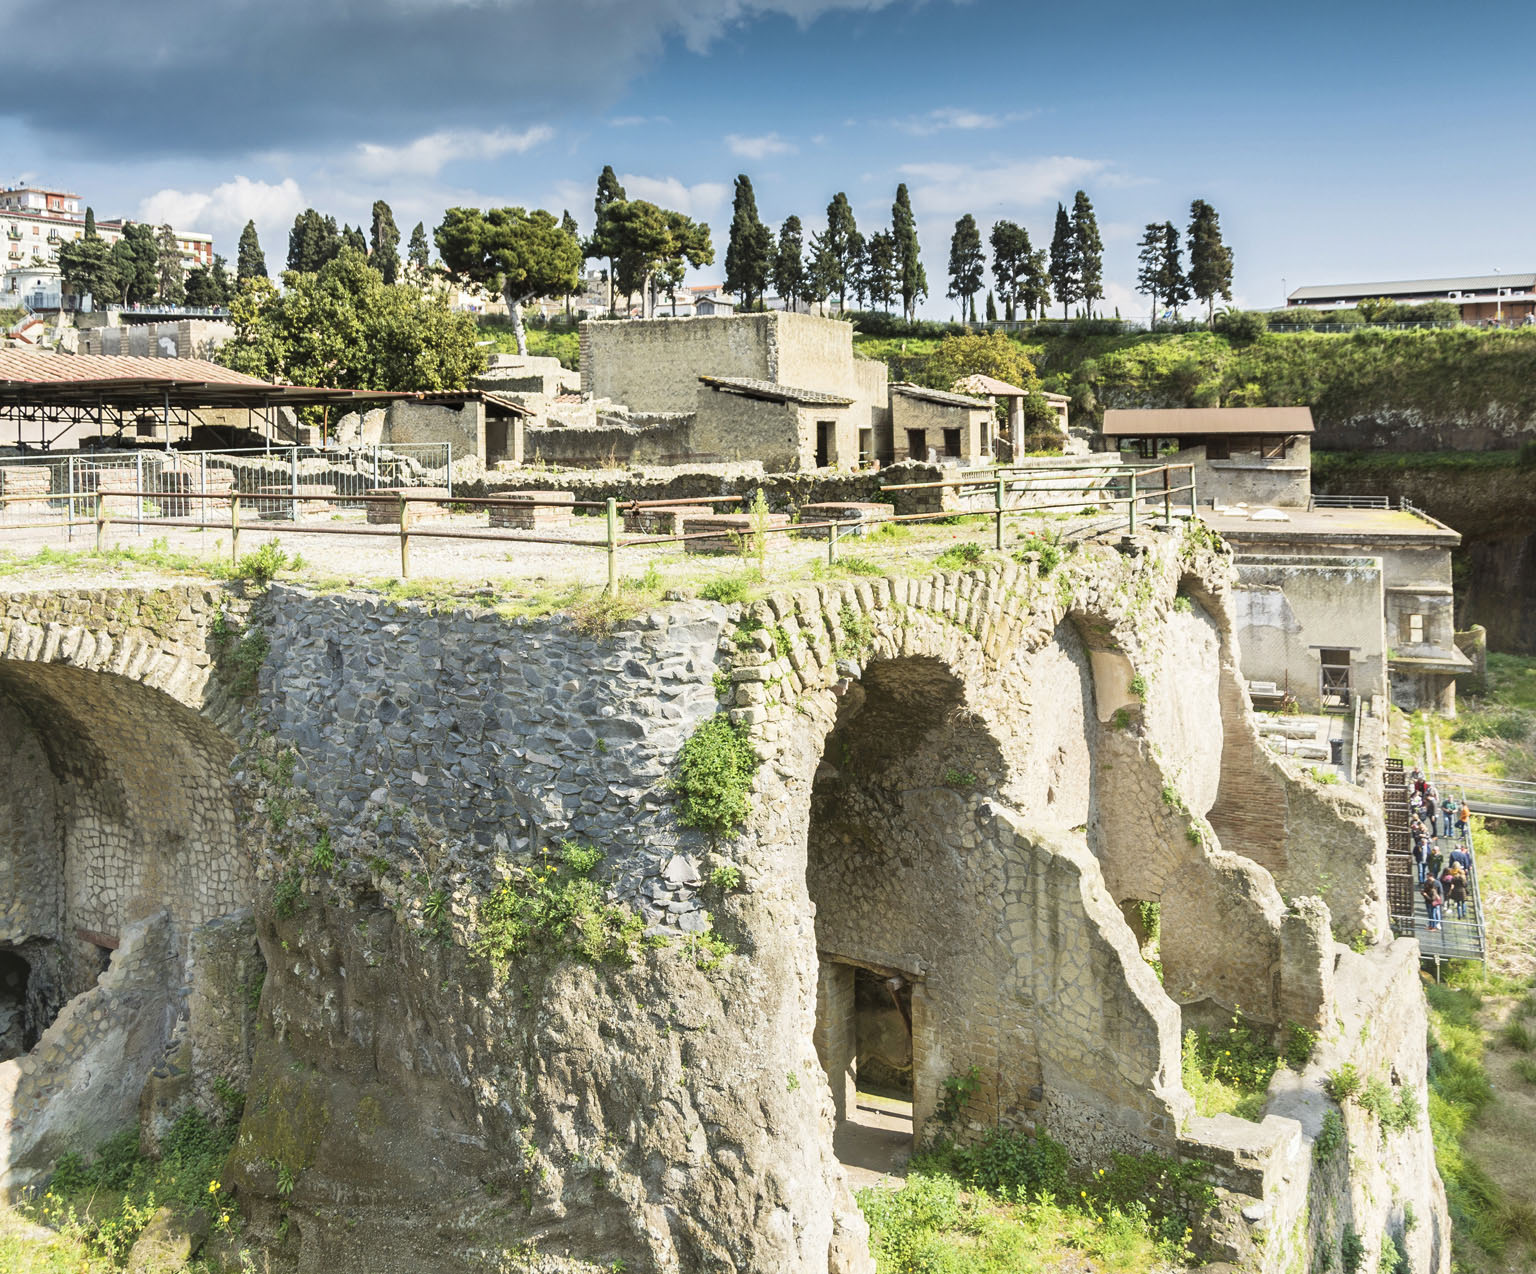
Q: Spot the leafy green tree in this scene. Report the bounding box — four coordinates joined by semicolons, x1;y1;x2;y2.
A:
110;223;159;305
946;213;985;322
654;209;713;314
560;211;581;318
1048;203;1078;319
406;222;430;274
58;235;118;305
603;199;670;314
219;247;484;392
236;220;267;282
287;209;341;274
436;206;583;353
342;224;368;256
989;219;1030;321
864;229;896;314
772;216;805;312
185;254;232;308
1071;191;1103;318
1188;199;1234;323
84;206;97;239
725;175;774;311
892;183;927;321
589;165;628;315
155;224;185;304
369;200;401;283
923;331;1059;453
985;291;997;323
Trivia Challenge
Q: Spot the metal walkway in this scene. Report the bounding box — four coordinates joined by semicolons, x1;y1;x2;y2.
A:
1431;772;1536;824
1383;758;1487;962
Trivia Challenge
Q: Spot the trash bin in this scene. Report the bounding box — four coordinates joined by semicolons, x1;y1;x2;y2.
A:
1330;739;1344;766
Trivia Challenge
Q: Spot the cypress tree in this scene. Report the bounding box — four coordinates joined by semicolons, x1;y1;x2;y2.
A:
369;200;401;283
1048;203;1078;319
1161;222;1191;317
1071;191;1103;319
820;193;859;310
84;206;97;240
772;216;805;313
892;183;927;322
236;220;266;281
407;222;430;273
725;175;773;311
946;213;985;322
593;166;627;314
1188;199;1234;323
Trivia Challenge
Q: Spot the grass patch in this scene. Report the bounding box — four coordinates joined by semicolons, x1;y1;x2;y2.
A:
1180;1013;1279;1121
672;714;759;840
473;840;644;966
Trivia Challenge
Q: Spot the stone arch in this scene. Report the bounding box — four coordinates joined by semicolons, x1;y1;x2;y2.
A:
748;581;1190;1163
0;599;253;1192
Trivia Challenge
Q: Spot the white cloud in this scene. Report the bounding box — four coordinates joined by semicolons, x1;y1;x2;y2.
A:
352;125;554;178
899;156;1109;217
898;106;1009;136
610;114;670;127
725;132;797;159
138;175;304;236
617;174;730;217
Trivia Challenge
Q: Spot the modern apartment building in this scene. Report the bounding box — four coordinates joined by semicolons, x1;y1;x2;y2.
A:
1;185;214;275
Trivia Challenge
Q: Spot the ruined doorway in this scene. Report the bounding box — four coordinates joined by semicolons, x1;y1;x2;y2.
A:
807;655;1019;1171
906;428;927;461
816;420;834;468
0;948;31;1059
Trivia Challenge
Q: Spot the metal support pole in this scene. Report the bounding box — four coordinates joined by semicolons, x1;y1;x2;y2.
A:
230;491;241;562
372;445;379;492
200;453;207;536
135;452;144;534
446;441;453;499
163;388;171;452
1127;470;1138;536
94;491;104;553
605;497;619;597
994;473;1005;550
66;455;75;543
828;521;840;565
399;494;412;578
290;445;299;523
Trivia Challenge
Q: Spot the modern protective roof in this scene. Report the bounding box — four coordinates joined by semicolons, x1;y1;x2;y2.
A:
0;350;412;410
889;382;991;409
1288;274;1536;301
953;373;1026;397
1102;407;1315;437
699;375;854;406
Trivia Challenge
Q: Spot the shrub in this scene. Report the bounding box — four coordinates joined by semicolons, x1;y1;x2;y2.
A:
474;840;643;966
709;864;742;891
699;574;753;604
1014;531;1064;575
922;1127;1070;1200
1326;1063;1363;1101
673;714;759;839
1341;1226;1366;1274
228;538;294;586
934;541;985;569
1284;1022;1319;1070
1314;1108;1346;1164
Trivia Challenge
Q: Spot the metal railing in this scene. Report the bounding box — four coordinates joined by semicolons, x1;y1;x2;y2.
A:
1310;494;1391;510
1432;772;1536;822
0;462;1200;592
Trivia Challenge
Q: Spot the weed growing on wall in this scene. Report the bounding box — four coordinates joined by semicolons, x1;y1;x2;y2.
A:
673;715;759;840
211;610;270;698
934;541;985;570
223;539;300;587
474;841;645;967
1181;1012;1280;1121
698;574;754;604
835;602;873;660
1314;1108;1346;1164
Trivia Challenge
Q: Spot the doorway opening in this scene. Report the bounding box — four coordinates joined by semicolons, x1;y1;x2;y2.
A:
0;948;33;1060
816;420;835;468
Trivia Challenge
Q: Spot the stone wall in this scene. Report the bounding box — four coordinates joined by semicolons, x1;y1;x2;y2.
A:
526;413;696;468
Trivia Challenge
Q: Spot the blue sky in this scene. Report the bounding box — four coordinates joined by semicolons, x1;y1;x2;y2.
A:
2;0;1530;318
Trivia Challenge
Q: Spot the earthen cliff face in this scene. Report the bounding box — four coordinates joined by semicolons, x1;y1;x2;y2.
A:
0;531;1448;1274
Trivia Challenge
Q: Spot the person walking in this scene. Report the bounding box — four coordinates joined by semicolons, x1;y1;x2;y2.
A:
1450;843;1472;873
1458;800;1470;841
1426;842;1444;882
1449;870;1468;920
1412;837;1427;884
1442;798;1456;837
1425;881;1444;932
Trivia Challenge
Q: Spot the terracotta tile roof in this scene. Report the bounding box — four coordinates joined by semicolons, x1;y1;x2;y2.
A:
0;350;269;386
889;382;991;409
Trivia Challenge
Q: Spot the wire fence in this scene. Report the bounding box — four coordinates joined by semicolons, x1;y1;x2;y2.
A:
0;462;1198;590
0;443;454;538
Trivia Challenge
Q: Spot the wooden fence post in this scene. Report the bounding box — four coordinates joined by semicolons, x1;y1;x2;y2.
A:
399;494;412;579
605;497;619;597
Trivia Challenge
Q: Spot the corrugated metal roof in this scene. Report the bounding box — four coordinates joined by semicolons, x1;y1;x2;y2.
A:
1288;274;1536;301
889;382;991;409
1102;407;1315;436
0;350;269;386
699;375;853;406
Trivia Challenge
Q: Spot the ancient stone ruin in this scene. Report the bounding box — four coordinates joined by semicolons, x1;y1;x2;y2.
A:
0;523;1449;1273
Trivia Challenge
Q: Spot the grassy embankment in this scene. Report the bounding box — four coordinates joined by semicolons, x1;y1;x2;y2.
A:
1408;653;1536;1270
475;317;579;368
853;325;1536;432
